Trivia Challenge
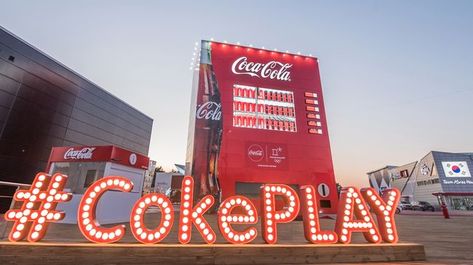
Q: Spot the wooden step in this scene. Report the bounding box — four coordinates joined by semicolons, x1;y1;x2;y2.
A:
0;241;425;264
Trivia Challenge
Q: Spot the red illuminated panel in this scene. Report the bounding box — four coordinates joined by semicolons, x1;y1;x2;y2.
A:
178;176;216;244
305;99;318;105
218;196;258;244
306;113;321;119
304;92;318;98
130;193;174;244
260;184;300;244
305;106;319;112
77;176;133;243
361;188;400;243
188;40;340;215
47;145;149;171
5;173;71;242
300;185;337;243
308;128;323;135
335;187;381;244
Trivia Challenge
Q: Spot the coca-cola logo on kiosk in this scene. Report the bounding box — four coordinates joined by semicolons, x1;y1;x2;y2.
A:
231;56;292;81
64;147;95;160
129;153;137;165
196;101;221;121
247;144;264;162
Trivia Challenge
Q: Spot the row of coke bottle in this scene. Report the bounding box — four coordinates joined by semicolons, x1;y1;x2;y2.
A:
233;87;294;103
233;102;295;117
233;115;297;132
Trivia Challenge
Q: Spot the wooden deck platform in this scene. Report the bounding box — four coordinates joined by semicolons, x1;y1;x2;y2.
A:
0;241;425;264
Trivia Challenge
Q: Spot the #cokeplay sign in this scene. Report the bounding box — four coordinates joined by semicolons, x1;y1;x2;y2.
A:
5;173;400;245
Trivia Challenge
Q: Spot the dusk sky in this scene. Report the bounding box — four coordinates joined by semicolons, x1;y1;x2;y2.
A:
1;1;472;187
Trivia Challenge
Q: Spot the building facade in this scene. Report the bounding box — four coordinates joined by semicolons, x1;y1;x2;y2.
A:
368;151;473;211
390;161;417;202
0;27;153;211
367;165;397;194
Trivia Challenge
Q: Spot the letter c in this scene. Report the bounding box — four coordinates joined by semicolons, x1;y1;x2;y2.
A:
77;176;133;243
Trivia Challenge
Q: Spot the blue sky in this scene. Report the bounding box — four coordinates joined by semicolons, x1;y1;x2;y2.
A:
1;1;472;186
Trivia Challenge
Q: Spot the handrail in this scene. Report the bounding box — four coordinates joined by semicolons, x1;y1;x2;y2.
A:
0;181;31;239
0;181;31;188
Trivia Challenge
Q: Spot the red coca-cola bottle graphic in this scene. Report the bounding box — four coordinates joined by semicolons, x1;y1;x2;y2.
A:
190;41;223;204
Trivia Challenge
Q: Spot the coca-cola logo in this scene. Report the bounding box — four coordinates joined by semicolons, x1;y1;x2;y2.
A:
247;144;264;162
196;101;221;120
231;56;292;81
129;153;137;165
64;147;95;160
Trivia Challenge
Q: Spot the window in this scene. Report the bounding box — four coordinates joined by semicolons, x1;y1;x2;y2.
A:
150;173;157;188
236;182;263;198
417;178;440;186
400;169;409;178
50;161;105;194
84;170;97;188
320;200;331;208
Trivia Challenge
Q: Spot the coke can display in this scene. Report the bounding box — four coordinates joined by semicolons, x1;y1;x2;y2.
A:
186;40;338;213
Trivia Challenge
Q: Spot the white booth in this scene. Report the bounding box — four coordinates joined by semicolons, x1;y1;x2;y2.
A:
47;145;149;224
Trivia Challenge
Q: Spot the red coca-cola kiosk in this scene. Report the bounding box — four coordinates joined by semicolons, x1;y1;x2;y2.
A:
46;145;149;224
186;40;339;213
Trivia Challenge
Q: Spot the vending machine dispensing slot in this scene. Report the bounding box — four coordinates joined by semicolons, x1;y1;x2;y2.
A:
232;84;297;132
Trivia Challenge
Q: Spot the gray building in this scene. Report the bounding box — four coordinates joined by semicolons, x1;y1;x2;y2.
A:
368;151;473;211
0;27;153;210
413;151;473;210
367;165;397;194
390;161;417;202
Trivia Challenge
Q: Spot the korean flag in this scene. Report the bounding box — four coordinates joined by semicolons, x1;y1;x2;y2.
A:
441;161;471;177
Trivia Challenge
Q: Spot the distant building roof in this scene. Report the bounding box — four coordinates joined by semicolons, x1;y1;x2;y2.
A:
174;164;186;175
366;165;397;175
431;151;473;157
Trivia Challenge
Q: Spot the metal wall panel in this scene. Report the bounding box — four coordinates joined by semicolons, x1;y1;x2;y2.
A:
0;27;153;212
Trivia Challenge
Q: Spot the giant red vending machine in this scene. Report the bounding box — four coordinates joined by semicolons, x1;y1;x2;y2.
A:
46;145;149;224
186;40;338;213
